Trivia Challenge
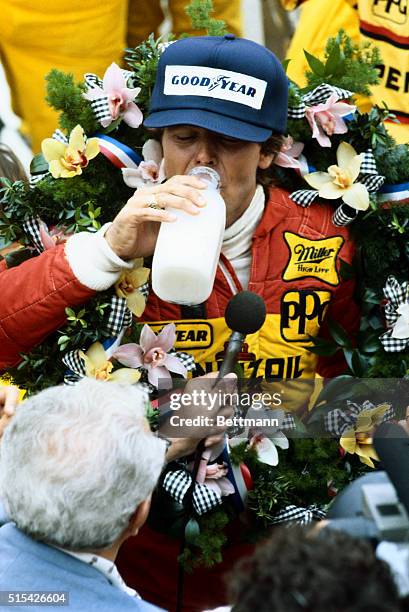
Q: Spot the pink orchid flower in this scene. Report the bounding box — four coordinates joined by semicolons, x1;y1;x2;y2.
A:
195;447;234;497
84;63;143;129
112;323;187;388
203;462;235;497
305;93;356;147
122;139;165;189
274;136;304;169
39;221;72;250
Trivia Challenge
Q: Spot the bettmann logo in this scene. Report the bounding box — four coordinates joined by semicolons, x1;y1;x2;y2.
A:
164;65;267;110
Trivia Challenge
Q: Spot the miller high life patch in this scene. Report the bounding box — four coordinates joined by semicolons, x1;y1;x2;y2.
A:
282;232;344;286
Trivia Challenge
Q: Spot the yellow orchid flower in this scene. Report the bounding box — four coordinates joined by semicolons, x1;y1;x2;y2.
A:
80;341;141;384
115;259;150;316
41;125;100;179
340;403;390;468
304;142;369;211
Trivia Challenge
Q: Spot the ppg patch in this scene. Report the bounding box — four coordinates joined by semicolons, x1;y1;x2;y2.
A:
281;290;332;342
283;232;344;286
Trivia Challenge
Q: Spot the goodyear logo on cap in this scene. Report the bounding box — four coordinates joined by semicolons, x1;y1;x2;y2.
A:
164;65;267;110
283;232;344;286
149;321;213;350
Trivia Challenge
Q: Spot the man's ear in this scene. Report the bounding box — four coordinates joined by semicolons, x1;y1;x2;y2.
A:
258;151;275;170
127;497;152;537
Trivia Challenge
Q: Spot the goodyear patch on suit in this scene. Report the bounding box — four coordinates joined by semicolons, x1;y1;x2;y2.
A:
282;232;344;286
281;290;332;342
149;321;213;350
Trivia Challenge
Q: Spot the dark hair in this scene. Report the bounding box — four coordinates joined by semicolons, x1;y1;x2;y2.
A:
0;145;27;183
257;133;285;191
228;526;402;612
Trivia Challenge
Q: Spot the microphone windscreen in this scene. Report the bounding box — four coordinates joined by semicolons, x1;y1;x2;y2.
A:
374;422;409;513
225;291;266;335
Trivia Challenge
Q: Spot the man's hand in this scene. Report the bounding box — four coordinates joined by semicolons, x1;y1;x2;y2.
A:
0;385;19;439
160;372;237;461
105;175;206;259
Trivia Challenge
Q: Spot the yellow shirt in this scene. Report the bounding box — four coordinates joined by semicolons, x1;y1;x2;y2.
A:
281;0;408;143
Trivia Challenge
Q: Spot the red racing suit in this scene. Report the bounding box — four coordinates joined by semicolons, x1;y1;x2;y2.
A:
139;186;358;383
0;187;358;375
0;187;359;612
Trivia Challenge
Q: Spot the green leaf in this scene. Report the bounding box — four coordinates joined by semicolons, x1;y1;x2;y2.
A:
65;308;76;318
304;335;339;356
30;153;49;175
349;350;368;377
306;344;339;357
357;331;381;354
328;320;351;349
304;50;326;77
324;43;342;75
57;335;70;346
312;375;355;405
185;518;200;544
282;58;291;73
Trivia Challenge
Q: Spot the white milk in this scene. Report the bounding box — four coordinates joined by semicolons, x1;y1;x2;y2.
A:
152;166;226;305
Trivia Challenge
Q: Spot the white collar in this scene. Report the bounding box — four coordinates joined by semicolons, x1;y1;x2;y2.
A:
56;547;140;599
222;185;265;261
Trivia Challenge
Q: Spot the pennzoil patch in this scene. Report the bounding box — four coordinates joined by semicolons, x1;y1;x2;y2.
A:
282;232;344;286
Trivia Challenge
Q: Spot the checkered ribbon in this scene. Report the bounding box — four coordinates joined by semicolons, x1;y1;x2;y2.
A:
106;295;133;337
139;282;150;298
22;217;44;253
172;350;196;373
325;400;394;436
62;349;86;385
29;174;46;187
282;413;297;430
290;189;319;208
163;469;223;515
288;84;354;119
83;74;112;127
380;276;409;352
358;150;385;193
269;504;326;525
332;203;358;227
52;129;68;144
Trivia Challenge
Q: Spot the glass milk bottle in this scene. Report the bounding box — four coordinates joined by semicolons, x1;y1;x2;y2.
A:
152;166;225;305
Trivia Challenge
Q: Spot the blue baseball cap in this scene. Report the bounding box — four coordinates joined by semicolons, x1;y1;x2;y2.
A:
144;35;288;143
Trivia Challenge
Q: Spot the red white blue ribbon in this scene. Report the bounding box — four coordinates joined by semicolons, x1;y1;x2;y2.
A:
378;181;409;204
95;134;142;169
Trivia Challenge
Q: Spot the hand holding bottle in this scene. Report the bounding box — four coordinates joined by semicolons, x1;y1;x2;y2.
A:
105;175;207;260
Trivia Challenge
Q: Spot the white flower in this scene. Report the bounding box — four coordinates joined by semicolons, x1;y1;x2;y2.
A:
230;408;289;466
392;303;409;339
304;142;369;211
122;139;165;188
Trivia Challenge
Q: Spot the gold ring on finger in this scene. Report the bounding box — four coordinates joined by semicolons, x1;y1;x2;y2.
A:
146;194;163;210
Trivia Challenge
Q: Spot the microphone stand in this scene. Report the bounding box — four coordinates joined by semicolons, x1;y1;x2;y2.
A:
175;332;246;611
176;438;206;612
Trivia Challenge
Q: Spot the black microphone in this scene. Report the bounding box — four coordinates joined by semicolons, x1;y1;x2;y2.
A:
216;291;266;380
373;422;409;513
